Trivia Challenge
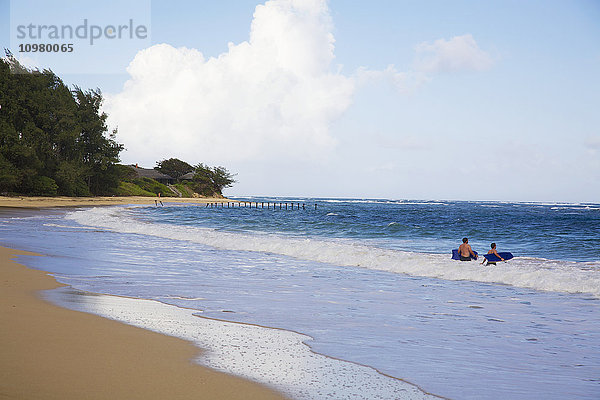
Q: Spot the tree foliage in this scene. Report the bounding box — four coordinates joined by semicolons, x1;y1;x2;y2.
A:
0;53;236;198
155;158;193;179
0;53;123;195
154;158;236;196
189;163;236;196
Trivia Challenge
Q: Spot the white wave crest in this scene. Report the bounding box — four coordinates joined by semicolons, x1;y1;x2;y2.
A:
320;199;448;205
66;207;600;298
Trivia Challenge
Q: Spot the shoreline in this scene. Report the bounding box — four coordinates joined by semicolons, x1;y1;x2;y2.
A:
0;245;289;400
44;286;440;400
2;200;597;399
0;195;233;208
0;205;442;399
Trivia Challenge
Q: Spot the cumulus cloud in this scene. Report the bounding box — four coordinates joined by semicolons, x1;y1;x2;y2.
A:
414;34;494;74
104;0;354;166
104;1;493;168
355;34;492;91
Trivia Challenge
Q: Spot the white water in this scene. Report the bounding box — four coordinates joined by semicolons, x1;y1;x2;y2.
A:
4;206;599;400
44;288;438;400
67;206;600;297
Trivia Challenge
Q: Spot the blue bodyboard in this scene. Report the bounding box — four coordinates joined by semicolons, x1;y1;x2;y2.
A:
483;252;513;262
452;249;478;260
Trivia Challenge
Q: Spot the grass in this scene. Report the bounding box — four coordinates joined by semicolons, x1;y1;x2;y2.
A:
173;183;195;197
114;181;157;197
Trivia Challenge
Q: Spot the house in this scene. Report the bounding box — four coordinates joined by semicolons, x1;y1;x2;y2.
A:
178;172;195;181
129;165;175;185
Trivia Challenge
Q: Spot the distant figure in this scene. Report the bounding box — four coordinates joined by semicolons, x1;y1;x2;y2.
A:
458;237;477;261
482;243;504;265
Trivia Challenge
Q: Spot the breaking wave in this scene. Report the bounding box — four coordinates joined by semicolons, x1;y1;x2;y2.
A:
67;207;600;298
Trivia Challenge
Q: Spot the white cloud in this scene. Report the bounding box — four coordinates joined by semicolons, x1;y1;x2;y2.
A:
585;136;600;150
104;0;493;174
355;64;413;93
104;0;354;166
354;34;492;92
414;34;494;74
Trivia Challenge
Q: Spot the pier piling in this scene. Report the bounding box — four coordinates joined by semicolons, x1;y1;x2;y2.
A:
205;200;310;211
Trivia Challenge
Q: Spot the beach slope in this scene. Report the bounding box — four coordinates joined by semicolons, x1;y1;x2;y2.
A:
0;246;288;400
0;195;231;208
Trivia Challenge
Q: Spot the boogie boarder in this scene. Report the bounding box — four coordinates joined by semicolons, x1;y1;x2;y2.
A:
458;238;477;261
482;243;504;265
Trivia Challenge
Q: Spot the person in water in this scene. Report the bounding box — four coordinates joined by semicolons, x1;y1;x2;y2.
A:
482;242;504;265
458;237;477;261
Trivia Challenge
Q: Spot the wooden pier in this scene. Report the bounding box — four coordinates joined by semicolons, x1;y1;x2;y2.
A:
205;202;317;210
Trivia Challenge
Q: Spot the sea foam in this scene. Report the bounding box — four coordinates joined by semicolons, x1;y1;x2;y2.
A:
45;287;437;400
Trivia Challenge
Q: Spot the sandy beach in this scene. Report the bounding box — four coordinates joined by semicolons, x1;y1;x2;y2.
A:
0;195;232;208
0;245;288;399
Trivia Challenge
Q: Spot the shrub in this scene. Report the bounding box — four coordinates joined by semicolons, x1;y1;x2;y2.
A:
55;162;90;196
30;176;58;196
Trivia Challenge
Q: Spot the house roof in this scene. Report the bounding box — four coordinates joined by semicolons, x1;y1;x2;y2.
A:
179;172;195;180
129;165;174;180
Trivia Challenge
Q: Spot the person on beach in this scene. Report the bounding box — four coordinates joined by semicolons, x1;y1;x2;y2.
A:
458;237;477;261
482;243;504;265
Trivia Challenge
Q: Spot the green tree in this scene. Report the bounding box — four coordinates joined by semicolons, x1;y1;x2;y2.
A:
210;166;236;193
0;153;20;192
26;176;58;196
0;53;124;196
55;161;90;196
155;158;193;179
190;163;235;196
73;87;123;195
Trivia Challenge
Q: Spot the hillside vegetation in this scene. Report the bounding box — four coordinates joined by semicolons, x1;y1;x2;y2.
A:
0;53;235;197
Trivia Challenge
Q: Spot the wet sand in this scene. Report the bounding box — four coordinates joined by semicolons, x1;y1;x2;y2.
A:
0;195;231;208
0;246;289;400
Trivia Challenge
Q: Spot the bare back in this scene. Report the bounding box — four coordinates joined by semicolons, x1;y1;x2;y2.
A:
459;243;472;257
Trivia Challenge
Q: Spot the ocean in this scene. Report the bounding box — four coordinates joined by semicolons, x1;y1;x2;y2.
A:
1;198;599;399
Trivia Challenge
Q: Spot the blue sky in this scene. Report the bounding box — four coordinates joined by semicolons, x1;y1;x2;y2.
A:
2;0;599;202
